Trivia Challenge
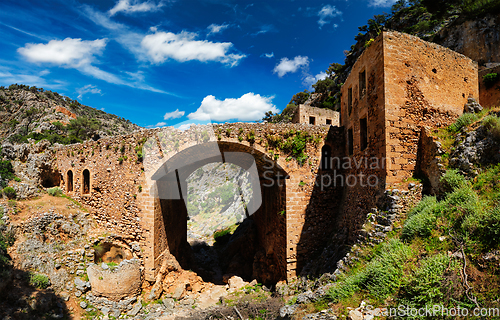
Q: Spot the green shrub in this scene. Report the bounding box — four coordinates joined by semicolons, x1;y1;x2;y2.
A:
107;262;118;271
47;187;62;197
3;187;16;199
29;272;50;289
449;113;478;133
462;205;500;246
403;254;458;307
0;160;15;188
482;114;500;142
214;227;231;241
402;210;437;240
439;169;468;195
407;196;438;218
473;164;500;202
483;73;499;87
444;186;479;208
327;239;413;302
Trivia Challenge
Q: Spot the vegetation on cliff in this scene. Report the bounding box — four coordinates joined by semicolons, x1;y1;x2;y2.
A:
0;84;140;145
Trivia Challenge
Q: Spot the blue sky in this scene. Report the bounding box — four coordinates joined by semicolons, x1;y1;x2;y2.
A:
0;0;397;128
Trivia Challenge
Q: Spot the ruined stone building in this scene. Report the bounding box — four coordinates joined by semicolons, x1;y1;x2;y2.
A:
340;31;478;185
291;104;339;126
51;31;480;285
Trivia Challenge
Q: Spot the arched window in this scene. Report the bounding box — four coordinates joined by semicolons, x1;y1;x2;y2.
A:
67;170;73;192
83;169;90;194
321;145;332;170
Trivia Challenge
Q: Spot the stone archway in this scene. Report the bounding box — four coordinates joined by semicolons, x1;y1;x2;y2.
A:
147;141;289;284
82;169;91;195
67;170;73;192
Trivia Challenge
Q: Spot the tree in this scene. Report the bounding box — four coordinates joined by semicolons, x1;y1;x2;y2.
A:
326;63;344;76
313;77;336;94
23;107;39;135
67;116;101;141
262;111;276;122
288;90;310;106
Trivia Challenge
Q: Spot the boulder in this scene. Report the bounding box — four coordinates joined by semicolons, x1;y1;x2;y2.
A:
87;259;142;301
227;275;247;291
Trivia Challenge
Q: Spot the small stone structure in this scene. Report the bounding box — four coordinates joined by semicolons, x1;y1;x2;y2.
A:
291;105;339;126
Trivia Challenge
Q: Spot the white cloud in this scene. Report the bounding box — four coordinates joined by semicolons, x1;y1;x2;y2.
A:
273;56;309;77
251;24;275;36
146;121;167;128
177;123;194;131
76;84;102;99
261;52;274;58
317;5;342;28
109;0;164;16
368;0;398;7
83;6;151;62
0;67;65;89
18;38;106;67
141;30;245;67
303;72;327;88
188;93;279;122
207;23;229;36
17;38;125;85
163;109;185;120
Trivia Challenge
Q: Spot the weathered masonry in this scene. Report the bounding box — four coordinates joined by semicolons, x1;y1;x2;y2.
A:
341;31;478;184
54;123;340;283
332;31;479;246
291;105;340;126
52;31;480;284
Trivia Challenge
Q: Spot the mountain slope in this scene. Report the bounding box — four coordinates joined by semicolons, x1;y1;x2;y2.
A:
0;84;141;144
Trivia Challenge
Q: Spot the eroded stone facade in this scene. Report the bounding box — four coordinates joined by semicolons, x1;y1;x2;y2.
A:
55;124;336;282
51;31;482;286
332;31;479;250
291;105;339;126
341;31;478;184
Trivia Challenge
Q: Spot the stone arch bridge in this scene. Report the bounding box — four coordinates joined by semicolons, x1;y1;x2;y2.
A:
54;123;344;283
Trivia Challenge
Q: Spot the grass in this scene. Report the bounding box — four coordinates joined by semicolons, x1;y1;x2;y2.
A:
449;113;479;133
107;261;118;271
318;145;500;315
482;114;500;142
28;272;50;289
47;187;62;196
326;239;414;304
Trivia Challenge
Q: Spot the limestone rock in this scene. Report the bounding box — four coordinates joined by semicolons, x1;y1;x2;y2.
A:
348;310;363;320
228;275;246;291
87;259;142;301
464;97;483;114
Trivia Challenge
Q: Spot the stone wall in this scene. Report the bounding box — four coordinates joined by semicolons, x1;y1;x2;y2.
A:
54;123;334;282
383;31;478;184
479;65;500;108
338;34;388;244
335;31;478;261
292;105;339;126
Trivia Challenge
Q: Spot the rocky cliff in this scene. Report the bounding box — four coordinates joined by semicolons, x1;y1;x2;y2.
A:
0;84;140;144
434;13;500;66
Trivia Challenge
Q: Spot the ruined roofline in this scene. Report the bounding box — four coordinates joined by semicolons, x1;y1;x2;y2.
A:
343;30;478;82
382;30;478;66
